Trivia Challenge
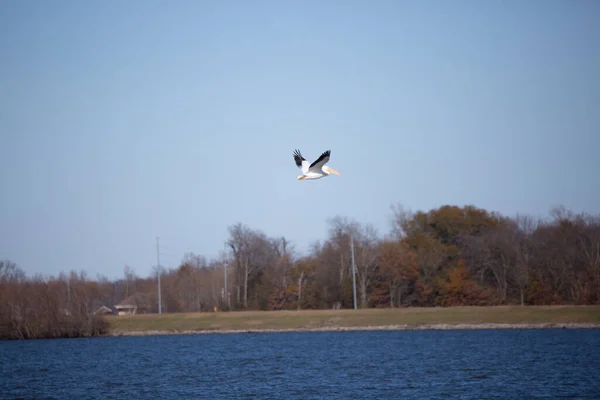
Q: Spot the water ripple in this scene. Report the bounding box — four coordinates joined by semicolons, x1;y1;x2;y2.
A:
1;329;599;399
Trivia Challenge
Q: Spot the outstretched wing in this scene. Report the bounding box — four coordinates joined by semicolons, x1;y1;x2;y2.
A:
308;150;330;172
293;149;310;174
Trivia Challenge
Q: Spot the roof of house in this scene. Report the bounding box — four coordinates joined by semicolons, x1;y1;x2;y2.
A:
91;299;117;313
115;292;151;309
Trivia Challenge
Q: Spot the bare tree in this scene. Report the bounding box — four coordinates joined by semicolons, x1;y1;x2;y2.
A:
227;223;278;309
327;217;353;286
484;221;518;304
390;203;415;239
513;214;538;305
327;216;379;308
0;260;25;283
577;214;600;303
311;241;347;308
123;265;136;298
182;252;207;269
270;236;294;290
353;224;380;308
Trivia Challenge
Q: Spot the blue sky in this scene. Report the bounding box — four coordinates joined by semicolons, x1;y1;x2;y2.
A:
1;0;599;280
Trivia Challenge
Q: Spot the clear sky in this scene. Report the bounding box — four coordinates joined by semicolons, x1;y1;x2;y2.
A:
1;0;599;280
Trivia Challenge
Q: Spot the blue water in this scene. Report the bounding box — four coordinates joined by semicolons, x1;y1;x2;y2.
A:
1;329;599;399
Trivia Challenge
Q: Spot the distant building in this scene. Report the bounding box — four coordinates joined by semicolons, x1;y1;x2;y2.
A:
93;305;114;316
115;292;151;315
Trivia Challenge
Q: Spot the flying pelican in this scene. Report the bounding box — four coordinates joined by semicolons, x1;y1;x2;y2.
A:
293;149;341;180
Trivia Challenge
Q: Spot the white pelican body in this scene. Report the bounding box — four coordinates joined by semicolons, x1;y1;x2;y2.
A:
293;149;341;180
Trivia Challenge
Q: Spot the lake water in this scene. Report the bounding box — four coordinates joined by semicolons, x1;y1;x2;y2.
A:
1;329;599;399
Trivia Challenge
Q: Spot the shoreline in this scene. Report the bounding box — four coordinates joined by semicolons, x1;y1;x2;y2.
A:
106;322;600;337
103;306;600;338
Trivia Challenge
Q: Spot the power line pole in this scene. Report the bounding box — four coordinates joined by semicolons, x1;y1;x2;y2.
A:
350;234;357;310
156;236;162;314
223;243;228;309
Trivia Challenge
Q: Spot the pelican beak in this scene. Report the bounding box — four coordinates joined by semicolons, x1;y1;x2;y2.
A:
298;176;306;180
327;167;341;176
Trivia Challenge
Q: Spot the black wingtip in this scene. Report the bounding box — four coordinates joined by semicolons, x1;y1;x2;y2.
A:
293;149;306;167
293;149;305;160
319;150;331;159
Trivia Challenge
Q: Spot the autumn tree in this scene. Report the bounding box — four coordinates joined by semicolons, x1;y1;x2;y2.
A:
4;202;600;340
436;259;490;306
391;204;501;305
375;240;419;307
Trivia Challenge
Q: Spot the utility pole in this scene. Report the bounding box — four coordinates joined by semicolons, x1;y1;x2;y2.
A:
156;236;162;314
223;243;228;309
350;234;357;310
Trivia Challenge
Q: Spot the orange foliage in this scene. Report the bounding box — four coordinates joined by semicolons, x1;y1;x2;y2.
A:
436;259;491;306
526;280;563;305
371;240;420;307
2;202;600;340
410;205;500;247
267;286;297;310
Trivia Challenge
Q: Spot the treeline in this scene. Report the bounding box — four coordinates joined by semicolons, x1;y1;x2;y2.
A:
0;266;109;339
212;204;600;310
2;204;599;339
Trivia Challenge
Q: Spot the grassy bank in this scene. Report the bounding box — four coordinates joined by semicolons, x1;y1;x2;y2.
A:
105;306;600;335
